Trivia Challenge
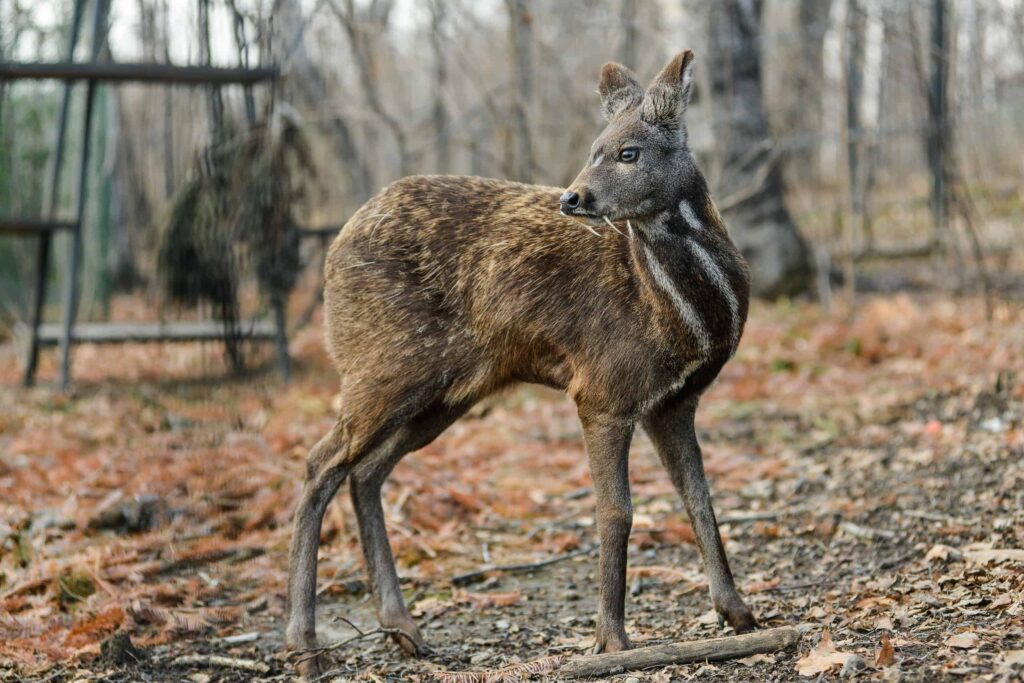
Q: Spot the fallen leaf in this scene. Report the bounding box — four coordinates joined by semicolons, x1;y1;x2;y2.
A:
737;653;774;666
989;594;1013;609
925;544;963;562
795;629;853;676
945;632;980;649
625;565;692;583
743;576;781;594
997;650;1024;672
696;609;720;625
875;633;896;667
963;549;1024;565
454;589;521;609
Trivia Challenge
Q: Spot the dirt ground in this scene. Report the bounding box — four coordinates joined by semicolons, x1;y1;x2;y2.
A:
1;293;1022;682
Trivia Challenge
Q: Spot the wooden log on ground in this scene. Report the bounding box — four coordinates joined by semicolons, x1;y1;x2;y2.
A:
559;626;801;679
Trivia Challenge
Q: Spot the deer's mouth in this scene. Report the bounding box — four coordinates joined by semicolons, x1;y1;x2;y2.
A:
561;208;609;225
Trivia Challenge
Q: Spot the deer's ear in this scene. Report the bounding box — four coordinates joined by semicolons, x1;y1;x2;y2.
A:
597;62;643;120
642;50;696;133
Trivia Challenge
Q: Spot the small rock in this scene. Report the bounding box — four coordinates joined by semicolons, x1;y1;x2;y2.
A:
99;631;145;666
29;509;75;533
840;654;868;678
625;677;640;683
980;417;1004;433
88;494;170;534
494;619;510;631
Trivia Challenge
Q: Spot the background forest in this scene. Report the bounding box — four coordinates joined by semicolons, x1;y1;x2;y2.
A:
1;0;1022;329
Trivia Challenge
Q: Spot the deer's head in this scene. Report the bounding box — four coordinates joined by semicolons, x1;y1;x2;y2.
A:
561;50;698;225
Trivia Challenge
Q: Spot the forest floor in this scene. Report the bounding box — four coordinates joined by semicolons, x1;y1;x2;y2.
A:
0;292;1022;682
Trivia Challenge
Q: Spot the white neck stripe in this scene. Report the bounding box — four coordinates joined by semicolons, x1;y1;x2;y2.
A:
687;239;740;350
679;199;703;230
641;243;711;355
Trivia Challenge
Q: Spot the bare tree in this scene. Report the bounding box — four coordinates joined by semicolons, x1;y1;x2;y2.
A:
843;0;867;291
707;0;813;297
327;0;411;178
272;0;372;202
429;0;451;173
506;0;534;182
619;0;637;68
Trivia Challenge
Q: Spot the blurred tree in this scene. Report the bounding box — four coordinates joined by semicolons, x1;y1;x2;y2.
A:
273;0;372;202
506;0;534;182
707;0;813;298
429;0;451;173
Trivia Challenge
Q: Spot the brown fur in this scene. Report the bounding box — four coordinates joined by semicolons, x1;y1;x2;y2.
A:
286;51;757;678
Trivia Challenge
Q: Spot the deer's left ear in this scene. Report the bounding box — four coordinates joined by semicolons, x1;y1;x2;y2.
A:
642;50;696;133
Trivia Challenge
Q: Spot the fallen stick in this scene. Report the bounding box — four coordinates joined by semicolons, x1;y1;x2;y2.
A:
559;626;800;679
172;654;270;673
450;545;596;586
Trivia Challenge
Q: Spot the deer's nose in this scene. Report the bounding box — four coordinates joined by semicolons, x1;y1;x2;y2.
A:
560;191;581;213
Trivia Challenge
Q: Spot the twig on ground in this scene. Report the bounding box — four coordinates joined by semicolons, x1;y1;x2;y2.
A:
450;545;597;587
718;510;785;524
432;627;800;681
559;626;801;678
839;521;896;540
172;654;270;673
289;626;413;667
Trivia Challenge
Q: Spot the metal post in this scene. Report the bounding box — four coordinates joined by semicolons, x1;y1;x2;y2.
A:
272;295;291;381
24;0;87;387
59;0;108;391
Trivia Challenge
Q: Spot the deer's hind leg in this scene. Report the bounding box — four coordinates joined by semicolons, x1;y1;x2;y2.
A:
286;420;354;677
286;378;458;677
349;401;470;656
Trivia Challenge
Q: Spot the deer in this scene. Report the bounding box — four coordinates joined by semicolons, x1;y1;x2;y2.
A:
285;50;757;677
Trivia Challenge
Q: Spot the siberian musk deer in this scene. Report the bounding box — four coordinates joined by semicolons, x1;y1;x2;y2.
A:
286;50;756;677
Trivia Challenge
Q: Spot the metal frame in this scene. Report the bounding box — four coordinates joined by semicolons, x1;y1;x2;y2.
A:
0;0;291;389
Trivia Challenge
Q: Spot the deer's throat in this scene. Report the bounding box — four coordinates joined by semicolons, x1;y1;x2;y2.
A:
630;206;741;357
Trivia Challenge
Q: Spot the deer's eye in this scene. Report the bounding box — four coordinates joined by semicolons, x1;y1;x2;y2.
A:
619;147;640;163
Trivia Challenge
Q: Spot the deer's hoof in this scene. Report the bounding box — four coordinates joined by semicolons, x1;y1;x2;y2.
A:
294;651;328;681
285;626;327;681
594;623;632;654
716;598;758;634
382;614;428;657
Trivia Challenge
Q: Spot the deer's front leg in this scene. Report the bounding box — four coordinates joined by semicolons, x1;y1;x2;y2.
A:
643;394;757;633
579;409;635;653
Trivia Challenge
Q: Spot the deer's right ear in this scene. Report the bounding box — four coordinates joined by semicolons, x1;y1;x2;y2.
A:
597;62;643;120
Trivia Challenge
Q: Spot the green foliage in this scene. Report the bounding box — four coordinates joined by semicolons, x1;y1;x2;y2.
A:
0;88;59;326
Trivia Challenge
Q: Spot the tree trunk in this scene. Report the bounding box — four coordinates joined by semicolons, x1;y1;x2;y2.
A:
506;0;534;183
429;0;451;173
707;0;813;298
272;0;373;202
328;0;410;179
843;0;867;292
927;0;949;237
619;0;638;68
792;0;832;185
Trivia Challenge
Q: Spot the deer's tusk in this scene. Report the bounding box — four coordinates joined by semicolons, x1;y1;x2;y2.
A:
603;215;625;236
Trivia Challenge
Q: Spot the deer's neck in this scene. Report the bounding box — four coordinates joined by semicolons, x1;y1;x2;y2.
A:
629;195;745;359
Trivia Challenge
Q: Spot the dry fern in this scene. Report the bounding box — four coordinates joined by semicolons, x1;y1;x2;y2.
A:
433;655;565;683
